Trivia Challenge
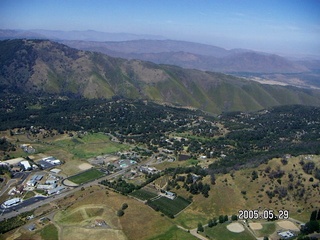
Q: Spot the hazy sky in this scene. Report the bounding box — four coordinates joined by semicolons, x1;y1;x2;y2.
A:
1;0;319;56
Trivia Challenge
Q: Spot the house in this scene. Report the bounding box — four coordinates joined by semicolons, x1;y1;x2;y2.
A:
27;224;36;231
20;144;36;154
10;185;24;195
164;191;176;200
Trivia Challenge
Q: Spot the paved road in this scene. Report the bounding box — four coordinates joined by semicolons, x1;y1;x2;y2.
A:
0;168;127;221
0;179;17;197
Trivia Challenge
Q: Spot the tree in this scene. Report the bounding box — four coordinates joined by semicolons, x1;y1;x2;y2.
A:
117;210;124;217
122;203;128;210
314;169;320;180
209;172;216;185
310;210;317;221
219;215;224;223
224;215;228;222
251;170;258;180
231;215;238;221
197;223;204;232
301;221;319;234
302;162;315;174
208;219;214;228
186;173;193;184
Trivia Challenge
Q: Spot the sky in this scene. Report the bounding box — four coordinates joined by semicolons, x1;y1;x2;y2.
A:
0;0;319;56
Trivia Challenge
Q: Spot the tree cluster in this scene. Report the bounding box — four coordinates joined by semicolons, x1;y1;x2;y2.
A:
300;209;320;235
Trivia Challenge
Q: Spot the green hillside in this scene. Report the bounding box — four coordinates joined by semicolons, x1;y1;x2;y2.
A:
1;39;320;114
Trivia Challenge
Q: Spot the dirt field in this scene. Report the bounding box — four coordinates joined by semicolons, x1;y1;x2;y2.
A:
277;221;300;231
78;162;93;170
249;222;263;230
62;227;127;240
226;222;245;233
63;179;78;187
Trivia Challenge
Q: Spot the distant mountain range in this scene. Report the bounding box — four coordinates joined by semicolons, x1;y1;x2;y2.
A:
0;29;166;41
1;39;320;114
60;39;309;74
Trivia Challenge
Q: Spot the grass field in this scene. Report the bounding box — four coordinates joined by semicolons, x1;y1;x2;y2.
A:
130;189;158;201
204;222;256;240
54;186;176;240
172;155;320;228
62;227;127;240
54;133;130;159
68;168;105;185
148;225;197;240
148;196;191;217
40;224;59;240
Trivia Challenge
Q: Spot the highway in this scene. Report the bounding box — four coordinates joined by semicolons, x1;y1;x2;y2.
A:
0;168;127;221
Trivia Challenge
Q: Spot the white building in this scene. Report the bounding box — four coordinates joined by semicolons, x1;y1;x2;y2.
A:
278;231;295;239
42;156;61;165
37;183;57;190
47;186;65;195
20;160;32;170
2;198;21;208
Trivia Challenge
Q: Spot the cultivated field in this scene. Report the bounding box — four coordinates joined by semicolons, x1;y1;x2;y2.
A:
129;188;158;201
148;196;191;217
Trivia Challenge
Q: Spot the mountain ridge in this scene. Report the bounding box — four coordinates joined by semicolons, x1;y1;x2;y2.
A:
1;39;320;114
60;39;309;74
1;29;314;74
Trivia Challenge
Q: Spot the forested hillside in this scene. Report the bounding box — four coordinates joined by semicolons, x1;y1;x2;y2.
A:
1;39;320;114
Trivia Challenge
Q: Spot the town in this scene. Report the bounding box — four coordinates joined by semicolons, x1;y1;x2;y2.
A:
0;96;319;240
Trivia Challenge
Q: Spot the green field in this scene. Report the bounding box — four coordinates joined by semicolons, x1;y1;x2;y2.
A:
204;223;256;240
40;224;59;240
68;168;105;185
130;189;158;201
54;132;130;159
148;196;191;217
149;225;197;240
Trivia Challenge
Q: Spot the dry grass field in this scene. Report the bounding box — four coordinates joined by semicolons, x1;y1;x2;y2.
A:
52;186;176;240
172;155;319;229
